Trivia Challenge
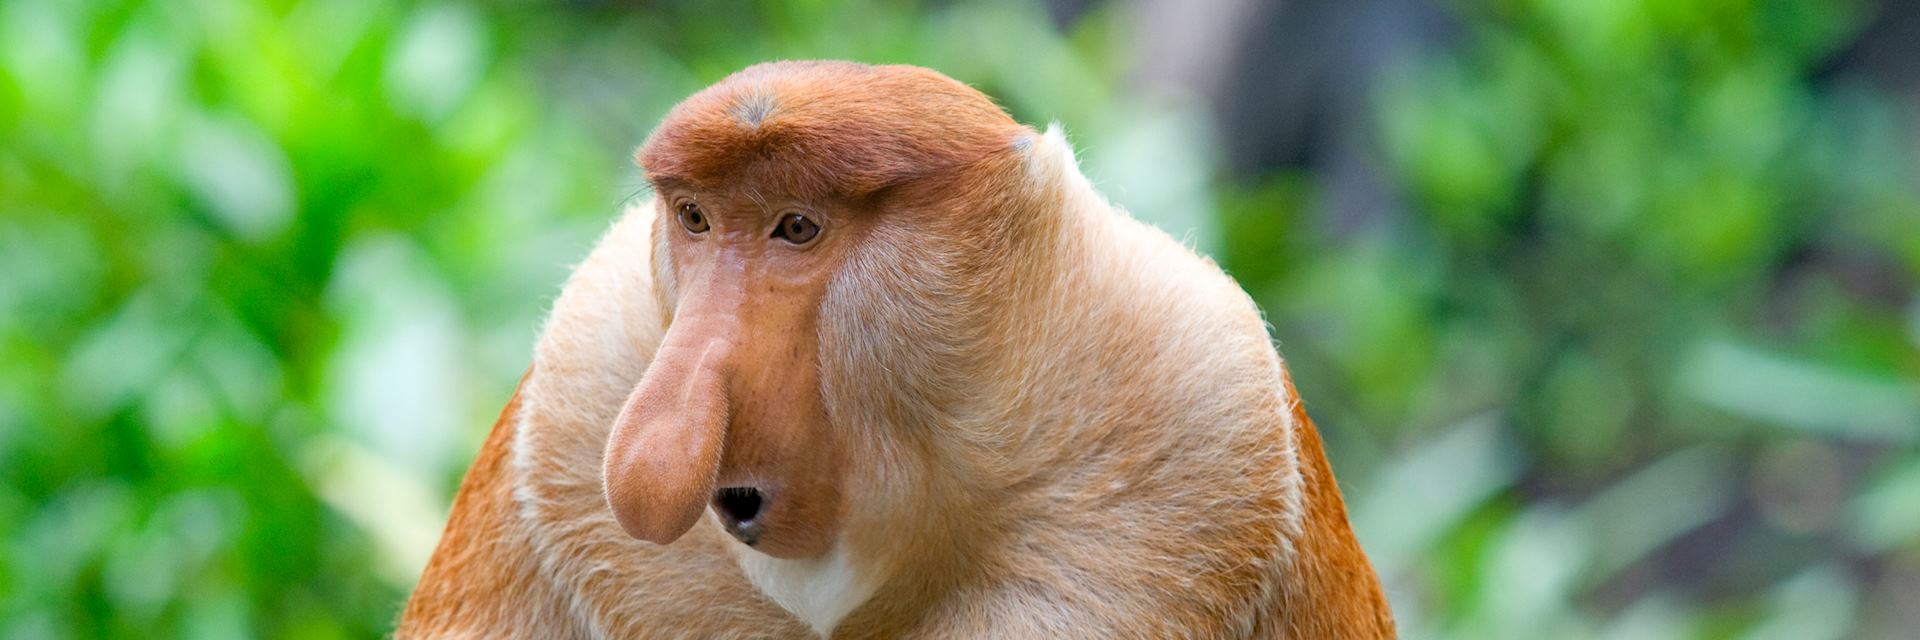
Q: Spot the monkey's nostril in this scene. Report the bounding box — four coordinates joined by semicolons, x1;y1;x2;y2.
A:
713;487;765;526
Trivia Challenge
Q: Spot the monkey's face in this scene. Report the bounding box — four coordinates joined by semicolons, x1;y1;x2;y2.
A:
601;186;866;560
598;60;1026;563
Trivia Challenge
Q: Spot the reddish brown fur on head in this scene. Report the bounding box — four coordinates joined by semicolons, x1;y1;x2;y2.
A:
639;61;1026;201
603;61;1031;559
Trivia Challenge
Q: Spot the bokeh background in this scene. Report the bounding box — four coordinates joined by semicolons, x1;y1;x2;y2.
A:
3;0;1918;637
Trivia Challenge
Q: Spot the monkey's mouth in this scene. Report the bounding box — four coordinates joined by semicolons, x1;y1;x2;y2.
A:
713;486;768;546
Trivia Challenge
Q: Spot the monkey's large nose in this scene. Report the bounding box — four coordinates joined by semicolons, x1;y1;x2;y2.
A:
602;335;733;546
712;487;767;545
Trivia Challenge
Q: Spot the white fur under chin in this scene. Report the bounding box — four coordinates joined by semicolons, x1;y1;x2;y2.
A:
732;541;880;638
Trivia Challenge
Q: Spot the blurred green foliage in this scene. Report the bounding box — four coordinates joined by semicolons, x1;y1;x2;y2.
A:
1;0;1916;638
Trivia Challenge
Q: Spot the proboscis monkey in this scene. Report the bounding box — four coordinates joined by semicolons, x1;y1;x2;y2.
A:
398;61;1394;639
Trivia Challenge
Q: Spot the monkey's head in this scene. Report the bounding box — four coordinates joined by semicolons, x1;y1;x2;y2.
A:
602;61;1035;559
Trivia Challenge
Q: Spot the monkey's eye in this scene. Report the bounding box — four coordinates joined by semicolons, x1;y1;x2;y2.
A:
677;202;709;234
772;213;820;245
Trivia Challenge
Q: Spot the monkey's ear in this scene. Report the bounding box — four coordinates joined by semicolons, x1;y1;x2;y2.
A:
1017;122;1091;194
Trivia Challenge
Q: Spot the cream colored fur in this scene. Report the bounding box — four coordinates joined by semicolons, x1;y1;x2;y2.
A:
423;124;1358;637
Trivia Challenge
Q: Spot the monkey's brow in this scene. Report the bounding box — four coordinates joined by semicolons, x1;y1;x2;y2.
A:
644;175;693;192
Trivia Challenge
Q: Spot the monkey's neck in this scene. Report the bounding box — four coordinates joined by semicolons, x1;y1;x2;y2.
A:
833;194;1393;637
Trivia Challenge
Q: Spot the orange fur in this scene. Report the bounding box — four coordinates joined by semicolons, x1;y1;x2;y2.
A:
395;370;584;637
400;61;1393;639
